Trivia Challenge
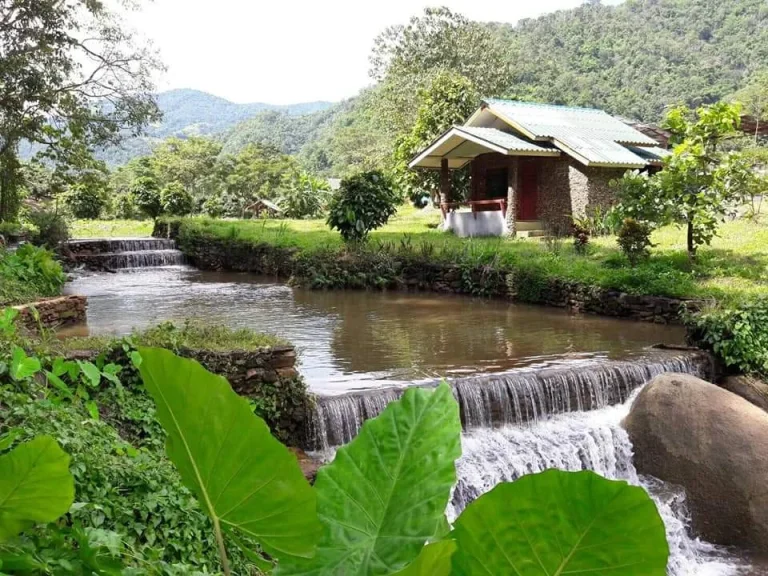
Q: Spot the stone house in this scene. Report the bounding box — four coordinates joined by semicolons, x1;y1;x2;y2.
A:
409;99;669;237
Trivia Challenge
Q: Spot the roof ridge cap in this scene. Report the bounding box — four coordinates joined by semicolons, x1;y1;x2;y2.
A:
484;98;607;114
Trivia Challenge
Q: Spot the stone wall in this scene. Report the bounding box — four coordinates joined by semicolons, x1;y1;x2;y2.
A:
538;156;573;233
163;227;698;324
569;163;626;217
13;295;87;331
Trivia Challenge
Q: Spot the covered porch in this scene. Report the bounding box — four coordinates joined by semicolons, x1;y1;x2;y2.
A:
408;126;561;237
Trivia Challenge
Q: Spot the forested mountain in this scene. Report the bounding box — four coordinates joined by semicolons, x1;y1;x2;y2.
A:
83;89;333;165
494;0;768;121
82;0;766;172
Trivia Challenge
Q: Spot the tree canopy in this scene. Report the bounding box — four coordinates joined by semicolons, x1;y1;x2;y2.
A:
0;0;161;221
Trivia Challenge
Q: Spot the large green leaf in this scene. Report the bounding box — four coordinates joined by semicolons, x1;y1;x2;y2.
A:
392;541;456;576
452;469;669;575
0;436;74;540
137;347;320;561
278;382;462;575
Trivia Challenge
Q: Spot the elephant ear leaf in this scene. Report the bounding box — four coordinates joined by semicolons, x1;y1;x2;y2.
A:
278;382;462;576
0;436;74;540
138;347;320;562
392;540;457;576
452;469;669;576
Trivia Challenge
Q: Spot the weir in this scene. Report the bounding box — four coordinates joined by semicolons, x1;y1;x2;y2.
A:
63;238;185;269
304;351;713;451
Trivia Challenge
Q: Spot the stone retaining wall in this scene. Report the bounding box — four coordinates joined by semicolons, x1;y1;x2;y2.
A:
14;295;87;331
159;224;699;324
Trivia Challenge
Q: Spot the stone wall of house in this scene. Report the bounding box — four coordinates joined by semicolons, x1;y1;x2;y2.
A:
569;163;626;218
13;295;87;332
538;156;573;233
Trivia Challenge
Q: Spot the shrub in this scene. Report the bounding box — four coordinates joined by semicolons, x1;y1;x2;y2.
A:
160;182;194;216
572;221;590;255
62;184;107;219
131;177;163;219
0;244;66;305
617;218;653;266
685;298;768;377
327;170;399;242
279;172;330;219
27;207;70;248
113;193;137;220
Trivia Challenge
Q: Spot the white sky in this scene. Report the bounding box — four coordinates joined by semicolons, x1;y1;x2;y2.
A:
124;0;623;105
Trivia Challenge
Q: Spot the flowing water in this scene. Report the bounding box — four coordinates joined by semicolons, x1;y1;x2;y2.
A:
60;241;762;573
305;353;712;450
449;396;754;576
62;265;685;392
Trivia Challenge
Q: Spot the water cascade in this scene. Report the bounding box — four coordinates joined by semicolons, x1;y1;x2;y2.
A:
307;351;748;574
306;351;713;450
451;398;745;575
64;238;185;269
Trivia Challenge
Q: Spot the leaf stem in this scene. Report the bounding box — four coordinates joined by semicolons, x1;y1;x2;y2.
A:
213;517;231;576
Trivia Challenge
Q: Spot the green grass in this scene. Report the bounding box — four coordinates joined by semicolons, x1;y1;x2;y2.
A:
71;219;153;238
166;206;768;302
59;321;286;354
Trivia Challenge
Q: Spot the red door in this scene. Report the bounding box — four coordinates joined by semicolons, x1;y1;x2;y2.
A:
518;160;538;220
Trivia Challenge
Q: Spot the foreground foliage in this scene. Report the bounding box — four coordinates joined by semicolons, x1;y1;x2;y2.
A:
0;244;66;307
138;352;668;575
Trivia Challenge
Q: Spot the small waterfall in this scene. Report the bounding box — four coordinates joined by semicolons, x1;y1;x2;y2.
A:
450;397;745;575
63;238;185;270
305;352;713;451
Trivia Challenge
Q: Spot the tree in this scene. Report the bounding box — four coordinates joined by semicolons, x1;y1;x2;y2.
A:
393;71;479;206
327;171;399;242
160;182;194;216
278;172;331;219
368;7;510;139
615;102;752;260
151;137;222;201
131;177;163;220
733;69;768;142
0;0;161;221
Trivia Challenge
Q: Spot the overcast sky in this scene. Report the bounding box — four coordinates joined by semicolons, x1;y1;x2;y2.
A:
124;0;623;105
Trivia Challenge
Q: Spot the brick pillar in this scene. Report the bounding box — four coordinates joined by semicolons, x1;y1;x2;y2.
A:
506;157;518;237
440;158;450;204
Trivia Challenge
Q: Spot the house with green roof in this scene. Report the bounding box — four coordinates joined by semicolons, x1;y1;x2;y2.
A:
409;99;669;238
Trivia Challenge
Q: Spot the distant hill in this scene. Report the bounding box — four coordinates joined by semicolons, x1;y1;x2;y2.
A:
91;89;334;165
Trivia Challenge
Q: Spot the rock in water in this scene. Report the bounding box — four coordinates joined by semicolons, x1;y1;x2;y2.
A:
623;372;768;551
720;375;768;412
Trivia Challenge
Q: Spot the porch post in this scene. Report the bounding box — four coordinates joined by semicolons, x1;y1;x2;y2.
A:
506;157;518;237
440;158;451;206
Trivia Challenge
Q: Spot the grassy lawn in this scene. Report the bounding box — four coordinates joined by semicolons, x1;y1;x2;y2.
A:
77;205;768;302
168;206;767;302
71;219;153;238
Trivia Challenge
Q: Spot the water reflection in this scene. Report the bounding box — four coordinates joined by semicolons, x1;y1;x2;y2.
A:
63;266;686;392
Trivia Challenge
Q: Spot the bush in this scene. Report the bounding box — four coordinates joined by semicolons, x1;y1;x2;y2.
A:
327;170;399;242
0;244;66;305
62;184;107;219
572;221;590;255
27;207;70;248
686;298;768;377
278;173;331;219
160;182;194;216
131;177;163;219
113;193;137;220
617;218;653;266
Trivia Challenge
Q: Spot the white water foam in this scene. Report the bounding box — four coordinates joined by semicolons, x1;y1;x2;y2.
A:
449;396;748;575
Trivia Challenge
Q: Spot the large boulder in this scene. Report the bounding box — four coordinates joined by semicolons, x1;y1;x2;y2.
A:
720;375;768;412
623;372;768;551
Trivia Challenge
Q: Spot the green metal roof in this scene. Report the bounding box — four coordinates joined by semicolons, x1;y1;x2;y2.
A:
478;99;660;167
457;126;558;154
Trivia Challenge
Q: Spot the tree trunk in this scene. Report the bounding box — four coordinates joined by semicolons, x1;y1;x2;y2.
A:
0;142;20;222
687;218;696;262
